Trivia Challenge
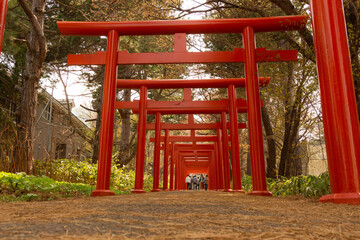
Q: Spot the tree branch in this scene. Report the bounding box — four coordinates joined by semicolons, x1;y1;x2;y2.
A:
18;0;47;62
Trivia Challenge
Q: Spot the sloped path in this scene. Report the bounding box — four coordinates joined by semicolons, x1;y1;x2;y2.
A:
1;191;360;239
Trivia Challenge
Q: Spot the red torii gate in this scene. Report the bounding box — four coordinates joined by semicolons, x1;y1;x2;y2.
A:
156;134;235;192
174;144;216;190
49;2;360;204
57;15;304;197
117;72;270;192
120;91;250;190
126;82;258;193
153;121;246;193
121;85;252;192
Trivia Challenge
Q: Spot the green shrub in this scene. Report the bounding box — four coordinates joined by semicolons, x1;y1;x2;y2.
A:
34;159;153;193
0;171;94;201
242;172;331;198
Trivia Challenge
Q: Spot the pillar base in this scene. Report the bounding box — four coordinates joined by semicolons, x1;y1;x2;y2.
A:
169;189;174;191
319;192;360;205
151;189;161;192
248;190;272;197
91;189;115;197
162;189;170;191
132;189;146;194
231;189;245;193
223;189;232;192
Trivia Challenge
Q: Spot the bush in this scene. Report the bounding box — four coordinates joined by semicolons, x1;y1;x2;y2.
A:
34;159;153;192
242;172;331;198
0;171;94;201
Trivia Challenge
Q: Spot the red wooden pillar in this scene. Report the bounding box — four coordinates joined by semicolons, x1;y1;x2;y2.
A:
217;128;224;190
174;149;179;190
0;0;8;54
178;152;182;190
213;143;219;190
243;27;271;196
163;129;170;191
152;112;162;192
132;86;148;193
310;0;360;204
228;85;244;192
182;157;187;190
179;155;184;190
221;112;232;192
210;150;216;190
91;30;119;197
169;142;175;190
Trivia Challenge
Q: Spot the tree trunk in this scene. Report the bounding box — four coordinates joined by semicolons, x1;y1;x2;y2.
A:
116;89;136;166
278;63;294;177
261;104;277;178
279;62;306;177
14;0;46;174
246;151;251;176
91;81;103;163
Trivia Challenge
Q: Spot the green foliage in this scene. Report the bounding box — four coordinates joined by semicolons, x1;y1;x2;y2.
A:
35;159;153;192
1;158;155;202
242;173;331;198
0;172;94;201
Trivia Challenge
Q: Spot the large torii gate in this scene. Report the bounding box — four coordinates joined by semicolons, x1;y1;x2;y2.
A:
57;16;302;197
8;0;350;204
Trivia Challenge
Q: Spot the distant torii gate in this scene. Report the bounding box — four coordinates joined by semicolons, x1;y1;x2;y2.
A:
175;144;216;190
127;85;258;193
48;1;360;204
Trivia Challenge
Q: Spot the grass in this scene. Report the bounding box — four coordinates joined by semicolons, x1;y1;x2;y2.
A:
242;172;331;198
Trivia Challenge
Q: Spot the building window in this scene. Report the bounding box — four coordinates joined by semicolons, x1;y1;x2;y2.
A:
56;143;67;159
42;104;54;122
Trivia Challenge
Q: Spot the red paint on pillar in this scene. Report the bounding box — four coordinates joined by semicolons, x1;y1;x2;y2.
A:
310;0;360;205
0;0;8;54
91;31;119;197
169;143;175;190
182;159;187;190
174;151;179;190
152;112;162;192
221;112;232;192
228;85;244;192
213;142;219;190
217;129;224;191
210;150;217;190
243;27;272;197
163;129;170;191
132;86;148;193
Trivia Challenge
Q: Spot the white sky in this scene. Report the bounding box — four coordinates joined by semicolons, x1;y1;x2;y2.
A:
41;0;207;124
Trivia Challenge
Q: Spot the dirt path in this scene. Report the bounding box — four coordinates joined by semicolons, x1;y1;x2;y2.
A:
1;191;360;239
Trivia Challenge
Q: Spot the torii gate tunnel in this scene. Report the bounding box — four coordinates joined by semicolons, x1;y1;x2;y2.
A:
55;1;360;205
1;0;358;204
57;15;306;198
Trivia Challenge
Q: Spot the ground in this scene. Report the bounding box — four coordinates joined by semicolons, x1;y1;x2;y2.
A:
1;191;360;239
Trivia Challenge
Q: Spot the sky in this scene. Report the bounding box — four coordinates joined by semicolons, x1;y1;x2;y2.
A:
41;0;208;124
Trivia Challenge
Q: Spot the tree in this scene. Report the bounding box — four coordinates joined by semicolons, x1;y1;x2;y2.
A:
14;0;47;174
1;0;96;173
